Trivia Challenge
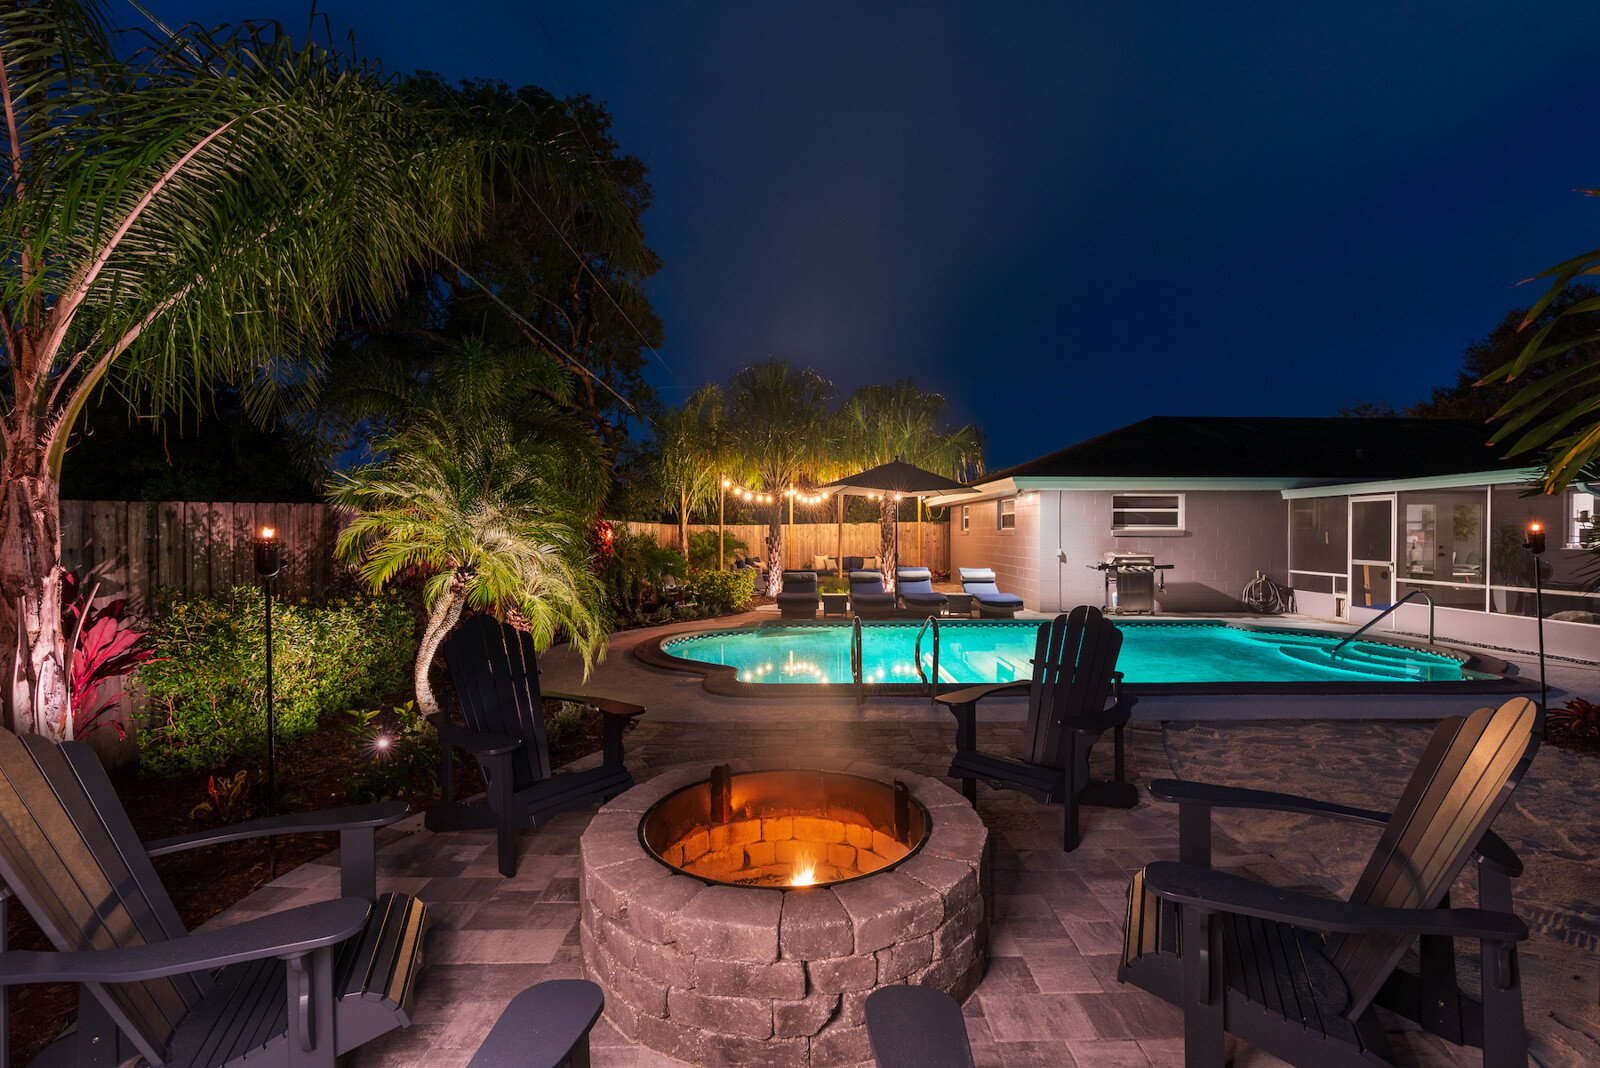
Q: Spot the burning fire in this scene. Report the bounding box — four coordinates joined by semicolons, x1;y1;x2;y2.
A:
789;860;817;887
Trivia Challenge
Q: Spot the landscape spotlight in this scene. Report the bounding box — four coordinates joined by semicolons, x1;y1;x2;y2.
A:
1523;519;1548;710
1524;520;1546;555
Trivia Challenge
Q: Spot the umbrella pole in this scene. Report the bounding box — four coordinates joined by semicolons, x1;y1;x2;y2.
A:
786;492;794;570
917;498;924;567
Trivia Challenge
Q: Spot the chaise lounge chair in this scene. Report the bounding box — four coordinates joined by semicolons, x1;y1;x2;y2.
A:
895;567;949;614
959;567;1024;618
776;570;821;618
848;570;897;618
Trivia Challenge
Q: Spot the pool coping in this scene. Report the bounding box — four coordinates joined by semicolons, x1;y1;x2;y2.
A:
632;616;1535;699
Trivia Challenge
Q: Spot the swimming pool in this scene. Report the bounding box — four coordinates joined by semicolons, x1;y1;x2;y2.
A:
642;618;1523;697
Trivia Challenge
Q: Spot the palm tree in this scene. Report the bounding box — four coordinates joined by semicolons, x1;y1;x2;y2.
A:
725;360;837;595
655;383;726;555
0;6;635;736
329;415;608;719
838;379;985;588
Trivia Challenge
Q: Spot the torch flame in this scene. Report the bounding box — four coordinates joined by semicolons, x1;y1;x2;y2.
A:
789;860;816;887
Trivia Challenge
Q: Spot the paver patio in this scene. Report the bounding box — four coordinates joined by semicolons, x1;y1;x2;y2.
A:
209;614;1600;1066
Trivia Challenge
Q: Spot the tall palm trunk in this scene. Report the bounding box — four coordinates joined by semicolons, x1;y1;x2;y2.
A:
764;499;783;596
879;496;898;592
678;487;689;556
413;579;468;719
0;421;69;738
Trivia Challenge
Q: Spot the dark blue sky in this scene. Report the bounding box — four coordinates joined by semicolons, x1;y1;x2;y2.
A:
149;1;1600;468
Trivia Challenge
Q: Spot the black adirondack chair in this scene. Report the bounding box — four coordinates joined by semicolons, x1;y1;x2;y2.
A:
0;728;428;1068
1119;696;1542;1067
941;606;1136;851
427;613;646;877
776;570;821;618
865;985;975;1068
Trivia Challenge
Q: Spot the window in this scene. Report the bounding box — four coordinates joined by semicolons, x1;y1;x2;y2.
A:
960;505;970;533
1571;491;1596;548
1112;493;1182;532
997;497;1016;532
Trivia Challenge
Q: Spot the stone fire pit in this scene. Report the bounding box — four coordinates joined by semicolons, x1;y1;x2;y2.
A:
579;761;989;1066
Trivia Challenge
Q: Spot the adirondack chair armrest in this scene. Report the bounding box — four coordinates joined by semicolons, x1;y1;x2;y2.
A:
1140;862;1528;943
428;714;522;757
1475;828;1523;877
145;800;409;856
1149;778;1391;824
934;680;1031;710
544;693;644;766
543;691;646;720
0;897;371;985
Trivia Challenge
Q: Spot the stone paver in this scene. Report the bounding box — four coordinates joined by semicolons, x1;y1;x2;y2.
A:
206;612;1600;1066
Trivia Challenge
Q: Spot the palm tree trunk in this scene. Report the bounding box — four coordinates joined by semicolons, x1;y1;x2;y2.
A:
879;496;898;592
413;580;468;719
0;441;69;738
678;487;689;556
764;500;783;597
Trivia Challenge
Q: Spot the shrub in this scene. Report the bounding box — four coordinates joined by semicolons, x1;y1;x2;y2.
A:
688;529;748;569
602;527;687;620
684;568;756;615
137;587;415;776
341;701;437;804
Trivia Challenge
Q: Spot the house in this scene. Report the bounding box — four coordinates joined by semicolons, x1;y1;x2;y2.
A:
934;416;1599;657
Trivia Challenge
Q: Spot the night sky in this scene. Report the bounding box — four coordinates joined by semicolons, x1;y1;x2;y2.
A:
146;1;1600;469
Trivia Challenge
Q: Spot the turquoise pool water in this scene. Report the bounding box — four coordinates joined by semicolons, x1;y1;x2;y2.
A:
661;620;1475;686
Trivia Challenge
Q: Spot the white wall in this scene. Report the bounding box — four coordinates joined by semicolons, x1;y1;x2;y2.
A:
948;494;1040;606
955;489;1289;613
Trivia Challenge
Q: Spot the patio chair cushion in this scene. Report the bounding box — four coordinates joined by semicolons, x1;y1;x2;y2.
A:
959;568;1024;608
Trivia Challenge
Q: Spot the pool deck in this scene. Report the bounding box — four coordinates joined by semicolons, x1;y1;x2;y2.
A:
215;608;1600;1066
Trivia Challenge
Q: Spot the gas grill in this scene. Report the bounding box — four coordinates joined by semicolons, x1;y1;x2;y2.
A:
1090;551;1174;615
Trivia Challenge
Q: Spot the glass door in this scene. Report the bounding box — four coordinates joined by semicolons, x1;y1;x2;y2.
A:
1349;495;1396;609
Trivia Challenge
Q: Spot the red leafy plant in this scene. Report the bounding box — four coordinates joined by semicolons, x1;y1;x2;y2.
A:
189;769;255;827
61;572;160;740
1547;697;1600;740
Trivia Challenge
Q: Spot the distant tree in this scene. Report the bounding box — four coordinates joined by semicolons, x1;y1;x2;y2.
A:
1337;400;1397;419
655;384;726;552
837;380;985;588
1414;285;1600;423
1485;271;1600;490
62;390;318;502
725;360;837;595
291;76;662;467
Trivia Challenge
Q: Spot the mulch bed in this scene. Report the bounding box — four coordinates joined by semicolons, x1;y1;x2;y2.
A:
4;700;605;1064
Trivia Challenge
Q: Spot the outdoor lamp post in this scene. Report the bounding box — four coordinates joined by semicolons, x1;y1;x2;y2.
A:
1524;520;1548;709
254;525;283;877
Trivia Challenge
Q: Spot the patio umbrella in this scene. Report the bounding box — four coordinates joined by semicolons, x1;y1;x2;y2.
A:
820;461;973;586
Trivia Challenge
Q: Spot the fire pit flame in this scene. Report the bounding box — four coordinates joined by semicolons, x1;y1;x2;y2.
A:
789;859;816;887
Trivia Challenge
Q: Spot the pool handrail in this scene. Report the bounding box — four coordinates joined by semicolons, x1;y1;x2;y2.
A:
1334;588;1435;654
851;615;864;705
914;615;942;703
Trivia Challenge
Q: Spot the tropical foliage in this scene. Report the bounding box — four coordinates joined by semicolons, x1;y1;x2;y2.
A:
60;572;159;740
329;415;609;718
724;360;840;594
138;588;414;776
837;378;985;587
601;526;688;622
0;3;637;736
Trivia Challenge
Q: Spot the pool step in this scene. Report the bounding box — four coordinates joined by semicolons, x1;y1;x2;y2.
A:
1274;644;1430;680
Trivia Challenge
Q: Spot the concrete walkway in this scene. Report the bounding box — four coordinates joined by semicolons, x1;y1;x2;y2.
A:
216;611;1600;1066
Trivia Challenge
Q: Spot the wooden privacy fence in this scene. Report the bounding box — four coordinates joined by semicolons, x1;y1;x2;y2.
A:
60;500;348;608
619;521;952;573
58;503;957;612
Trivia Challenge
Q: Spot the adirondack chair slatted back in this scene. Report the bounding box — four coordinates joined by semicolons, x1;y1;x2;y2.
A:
0;729;207;1060
1025;608;1123;768
444;614;551;788
1330;697;1541;1016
